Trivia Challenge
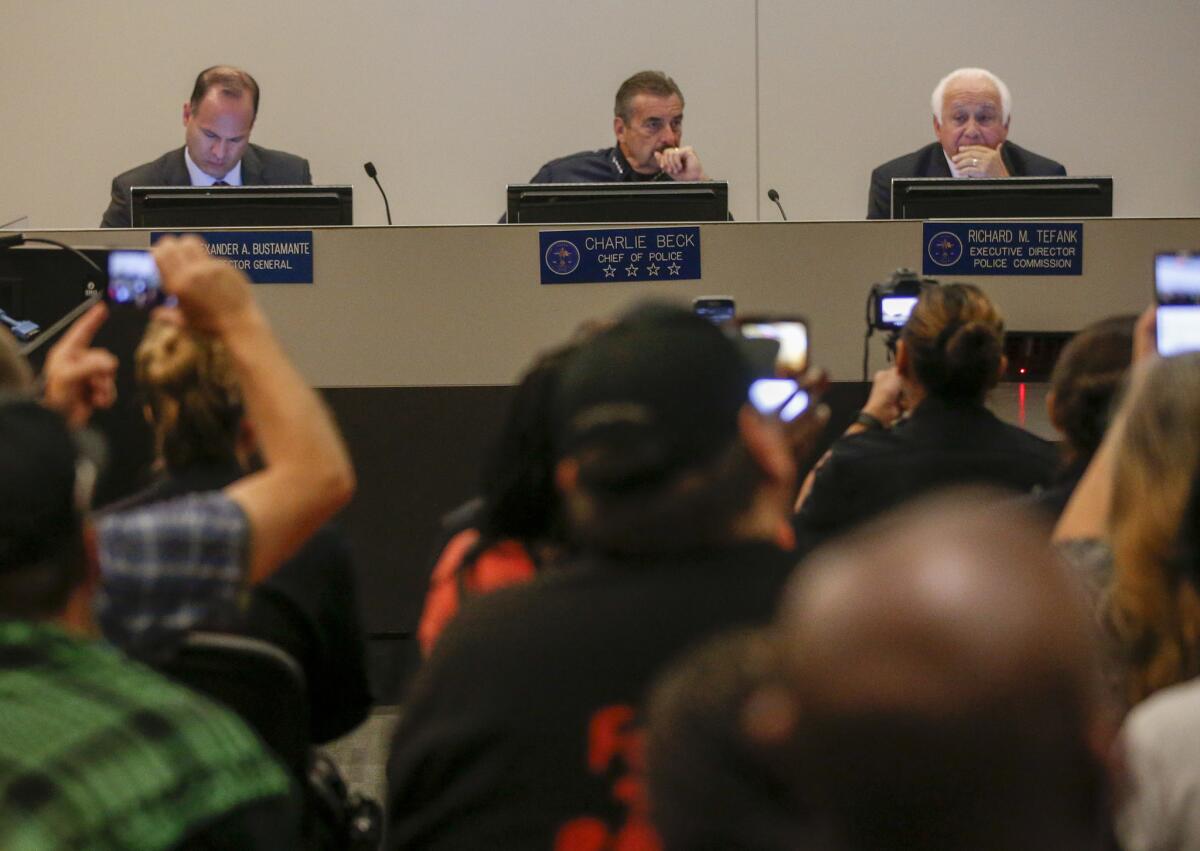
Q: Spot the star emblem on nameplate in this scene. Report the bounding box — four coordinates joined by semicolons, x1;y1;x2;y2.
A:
625;263;640;277
667;262;681;276
646;263;660;276
603;265;617;278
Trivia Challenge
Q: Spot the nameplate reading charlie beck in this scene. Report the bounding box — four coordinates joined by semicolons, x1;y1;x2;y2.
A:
921;222;1083;276
539;226;701;285
150;231;314;284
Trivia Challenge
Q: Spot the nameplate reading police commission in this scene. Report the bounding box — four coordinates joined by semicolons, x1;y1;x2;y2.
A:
150;231;314;284
539;226;701;285
921;222;1083;276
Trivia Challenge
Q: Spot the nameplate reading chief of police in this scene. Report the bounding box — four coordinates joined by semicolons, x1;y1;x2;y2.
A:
866;67;1065;220
101;66;311;228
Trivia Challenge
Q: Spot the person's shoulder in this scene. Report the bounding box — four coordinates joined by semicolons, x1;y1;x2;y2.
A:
97;491;249;566
112;147;186;187
832;422;910;461
247;143;309;169
244;143;311;183
531;147;618;182
1125;677;1200;750
871;142;941;178
100;490;247;533
990;414;1058;456
1003;140;1067;176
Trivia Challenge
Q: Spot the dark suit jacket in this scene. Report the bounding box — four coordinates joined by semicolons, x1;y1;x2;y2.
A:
866;140;1066;219
100;144;312;228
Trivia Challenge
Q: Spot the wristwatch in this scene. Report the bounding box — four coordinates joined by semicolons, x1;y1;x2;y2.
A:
853;411;885;430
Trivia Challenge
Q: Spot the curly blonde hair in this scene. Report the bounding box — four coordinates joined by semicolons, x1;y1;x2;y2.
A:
1106;354;1200;705
135;320;243;473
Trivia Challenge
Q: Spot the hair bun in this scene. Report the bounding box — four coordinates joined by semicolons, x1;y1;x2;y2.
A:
938;322;1002;398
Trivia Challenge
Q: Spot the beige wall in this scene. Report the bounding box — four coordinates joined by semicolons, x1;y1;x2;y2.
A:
4;1;1197;228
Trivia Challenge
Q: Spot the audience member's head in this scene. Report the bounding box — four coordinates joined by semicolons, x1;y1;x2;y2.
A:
474;338;586;555
645;628;803;851
0;400;93;623
777;492;1108;850
552;303;794;554
1048;315;1136;467
899;282;1005;405
1106;353;1200;705
135;319;245;474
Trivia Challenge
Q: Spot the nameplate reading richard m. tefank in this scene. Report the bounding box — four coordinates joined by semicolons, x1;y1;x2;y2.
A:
921;222;1083;276
539;226;701;285
150;231;314;284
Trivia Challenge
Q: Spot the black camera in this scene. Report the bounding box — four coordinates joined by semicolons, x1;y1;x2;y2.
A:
868;268;938;333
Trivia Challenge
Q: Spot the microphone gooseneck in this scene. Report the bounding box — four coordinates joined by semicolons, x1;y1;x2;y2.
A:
767;188;788;221
363;162;393;226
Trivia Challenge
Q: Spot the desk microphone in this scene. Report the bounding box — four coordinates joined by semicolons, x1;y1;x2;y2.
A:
363;162;393;225
767;188;788;221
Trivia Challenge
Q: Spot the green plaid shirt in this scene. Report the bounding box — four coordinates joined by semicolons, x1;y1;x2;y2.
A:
0;620;292;850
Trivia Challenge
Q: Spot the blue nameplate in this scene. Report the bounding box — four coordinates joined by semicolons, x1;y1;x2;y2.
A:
539;226;701;285
922;222;1083;276
150;231;314;284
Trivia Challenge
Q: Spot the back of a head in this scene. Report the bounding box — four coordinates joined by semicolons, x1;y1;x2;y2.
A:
552;302;757;554
0;400;88;620
1049;315;1135;464
136;319;243;474
779;492;1105;850
902;282;1005;403
1107;353;1200;703
614;70;683;121
477;340;581;545
645;629;802;851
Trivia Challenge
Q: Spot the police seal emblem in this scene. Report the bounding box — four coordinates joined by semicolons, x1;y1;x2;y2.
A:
927;230;964;268
545;239;582;276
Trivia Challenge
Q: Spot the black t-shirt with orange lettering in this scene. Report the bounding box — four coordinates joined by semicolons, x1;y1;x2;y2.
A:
386;541;794;850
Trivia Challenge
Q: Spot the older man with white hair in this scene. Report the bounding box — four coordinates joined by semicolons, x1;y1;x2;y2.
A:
866;67;1066;219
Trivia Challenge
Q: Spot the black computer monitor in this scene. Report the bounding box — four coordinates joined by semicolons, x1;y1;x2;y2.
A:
130;185;354;228
506;181;729;224
890;176;1113;219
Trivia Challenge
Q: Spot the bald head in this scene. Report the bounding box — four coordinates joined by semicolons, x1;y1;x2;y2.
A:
778;491;1107;850
784;492;1093;714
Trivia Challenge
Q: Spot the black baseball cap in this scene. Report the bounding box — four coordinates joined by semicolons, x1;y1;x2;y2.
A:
553;303;753;491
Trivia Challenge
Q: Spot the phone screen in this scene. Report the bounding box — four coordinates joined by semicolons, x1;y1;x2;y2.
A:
1155;253;1200;356
107;250;165;309
739;320;808;374
693;297;736;325
879;295;919;329
749;378;809;422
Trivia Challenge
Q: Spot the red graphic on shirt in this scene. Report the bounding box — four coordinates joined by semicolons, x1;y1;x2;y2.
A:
553;704;661;851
